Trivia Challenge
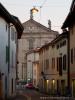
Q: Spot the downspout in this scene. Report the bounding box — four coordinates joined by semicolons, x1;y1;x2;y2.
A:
7;23;10;98
16;33;18;80
8;24;10;74
67;30;70;94
8;24;13;73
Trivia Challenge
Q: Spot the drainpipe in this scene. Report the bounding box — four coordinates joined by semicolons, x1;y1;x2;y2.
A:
8;24;14;73
8;24;10;74
8;24;13;97
67;30;70;94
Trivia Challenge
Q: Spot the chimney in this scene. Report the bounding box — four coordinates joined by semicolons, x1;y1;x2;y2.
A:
48;19;51;30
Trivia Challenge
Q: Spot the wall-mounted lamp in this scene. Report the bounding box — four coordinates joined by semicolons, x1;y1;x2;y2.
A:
52;79;55;84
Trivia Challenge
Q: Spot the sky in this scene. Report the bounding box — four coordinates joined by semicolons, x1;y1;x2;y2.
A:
0;0;72;33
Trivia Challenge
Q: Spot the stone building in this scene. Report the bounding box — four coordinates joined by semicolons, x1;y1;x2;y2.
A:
26;48;40;88
18;14;59;81
39;31;68;95
0;3;23;99
62;0;75;96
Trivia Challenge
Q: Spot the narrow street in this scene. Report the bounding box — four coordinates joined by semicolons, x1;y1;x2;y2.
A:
16;88;47;100
13;88;74;100
1;0;75;100
8;95;27;100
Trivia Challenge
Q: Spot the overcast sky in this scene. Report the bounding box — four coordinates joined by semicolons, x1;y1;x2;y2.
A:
0;0;72;33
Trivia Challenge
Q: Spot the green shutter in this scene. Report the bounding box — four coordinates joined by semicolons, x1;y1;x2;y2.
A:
6;46;9;63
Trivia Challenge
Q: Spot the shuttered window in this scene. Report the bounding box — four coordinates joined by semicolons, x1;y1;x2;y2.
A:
57;57;59;71
59;57;62;76
52;58;55;69
6;46;9;63
63;55;66;70
71;48;73;64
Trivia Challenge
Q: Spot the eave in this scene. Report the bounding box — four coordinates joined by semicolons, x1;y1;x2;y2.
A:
62;0;75;29
0;3;24;39
62;11;75;29
39;31;68;51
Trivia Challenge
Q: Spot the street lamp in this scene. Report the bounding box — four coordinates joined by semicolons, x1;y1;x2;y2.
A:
30;7;39;19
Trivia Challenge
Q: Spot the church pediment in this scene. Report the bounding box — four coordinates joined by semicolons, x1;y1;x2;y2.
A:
22;19;51;33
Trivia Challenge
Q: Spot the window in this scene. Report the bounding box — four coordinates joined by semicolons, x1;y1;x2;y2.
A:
6;46;9;63
46;59;49;69
61;80;65;95
57;44;59;49
57;40;66;49
29;26;32;30
57;57;59;71
44;59;46;69
59;57;62;76
52;45;55;48
63;55;66;70
5;76;7;97
52;58;55;69
71;48;73;64
11;78;13;94
29;38;34;50
63;40;66;46
57;80;59;92
46;46;49;50
60;42;62;47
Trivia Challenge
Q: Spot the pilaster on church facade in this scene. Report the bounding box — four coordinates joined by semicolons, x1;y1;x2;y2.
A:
18;18;59;81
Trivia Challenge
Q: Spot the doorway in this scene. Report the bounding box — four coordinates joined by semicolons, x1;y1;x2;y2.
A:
72;79;75;97
5;76;7;98
0;73;3;99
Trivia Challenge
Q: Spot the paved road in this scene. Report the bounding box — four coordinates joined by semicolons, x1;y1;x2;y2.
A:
16;88;74;100
16;88;48;100
7;94;27;100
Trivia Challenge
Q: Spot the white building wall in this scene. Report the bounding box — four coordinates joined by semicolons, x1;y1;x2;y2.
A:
8;26;17;96
27;51;39;83
0;17;9;98
27;53;34;82
0;17;17;98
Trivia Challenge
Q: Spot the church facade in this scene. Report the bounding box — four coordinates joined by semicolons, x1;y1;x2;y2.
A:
17;18;59;81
